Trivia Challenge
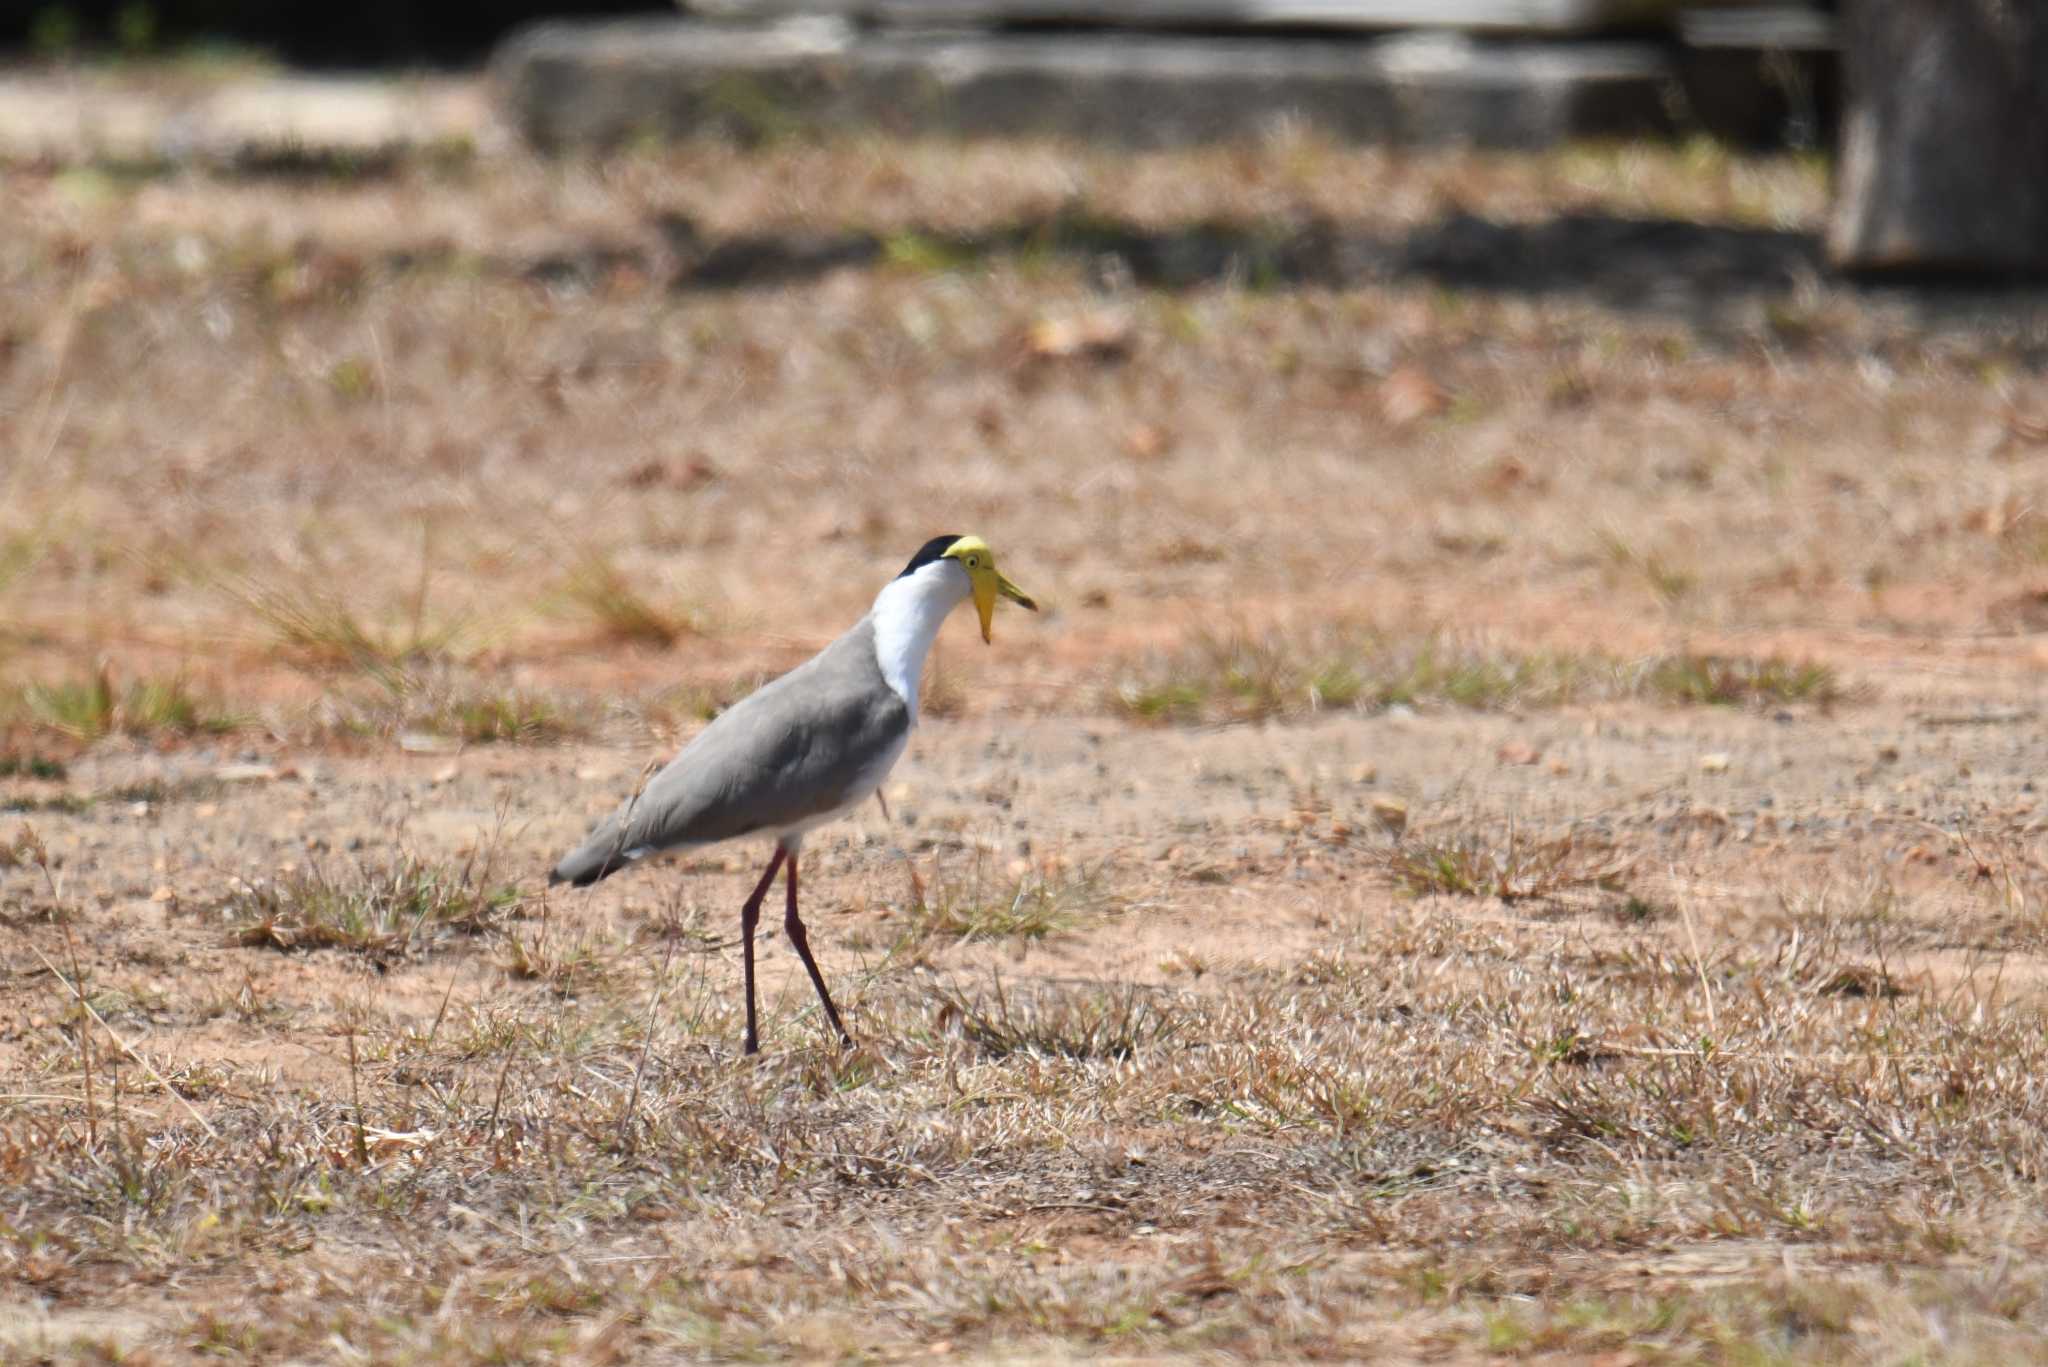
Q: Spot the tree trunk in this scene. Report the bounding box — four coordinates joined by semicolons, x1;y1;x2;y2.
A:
1827;0;2048;274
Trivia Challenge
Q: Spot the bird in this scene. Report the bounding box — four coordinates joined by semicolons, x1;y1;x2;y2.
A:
549;534;1038;1054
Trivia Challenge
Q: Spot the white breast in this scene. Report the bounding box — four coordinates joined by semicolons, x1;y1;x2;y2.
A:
868;560;972;722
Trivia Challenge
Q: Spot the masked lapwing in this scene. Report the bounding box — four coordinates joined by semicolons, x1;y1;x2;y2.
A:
550;534;1038;1054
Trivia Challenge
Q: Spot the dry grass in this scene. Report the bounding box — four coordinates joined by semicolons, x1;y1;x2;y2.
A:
2;121;2018;710
928;977;1182;1060
322;673;599;747
227;847;520;958
9;838;2048;1359
218;574;464;677
6;103;2048;1361
1112;627;1591;723
854;852;1111;957
631;675;770;733
1112;627;1843;724
422;688;584;745
561;550;700;650
13;663;241;741
1379;824;1633;903
1638;652;1842;708
0;823;41;871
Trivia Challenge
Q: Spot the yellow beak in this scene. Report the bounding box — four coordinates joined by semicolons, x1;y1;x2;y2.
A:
972;569;1039;643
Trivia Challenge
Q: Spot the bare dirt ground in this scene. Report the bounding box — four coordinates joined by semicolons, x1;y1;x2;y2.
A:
6;91;2048;1361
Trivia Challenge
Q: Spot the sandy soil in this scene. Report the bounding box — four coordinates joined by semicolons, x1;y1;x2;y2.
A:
5;109;2048;1361
7;675;2043;1091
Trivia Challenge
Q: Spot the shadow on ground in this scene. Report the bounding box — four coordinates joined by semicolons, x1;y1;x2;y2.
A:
503;206;2048;343
640;209;1824;310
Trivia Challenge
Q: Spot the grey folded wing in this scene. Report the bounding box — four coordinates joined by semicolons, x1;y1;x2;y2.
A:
551;628;909;886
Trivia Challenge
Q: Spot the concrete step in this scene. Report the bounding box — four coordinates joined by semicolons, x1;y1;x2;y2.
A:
683;0;1673;36
1680;4;1839;52
0;72;499;168
496;18;1680;150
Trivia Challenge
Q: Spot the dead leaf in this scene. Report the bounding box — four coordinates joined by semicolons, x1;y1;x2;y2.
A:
362;1127;438;1161
1482;456;1535;496
1496;740;1542;766
1124;423;1174;459
622;455;719;490
1368;795;1408;835
1966;496;2028;539
2006;405;2048;446
1381;363;1448;426
1026;310;1133;361
1987;588;2048;633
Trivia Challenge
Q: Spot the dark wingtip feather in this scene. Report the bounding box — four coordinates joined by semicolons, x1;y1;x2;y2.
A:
550;845;628;888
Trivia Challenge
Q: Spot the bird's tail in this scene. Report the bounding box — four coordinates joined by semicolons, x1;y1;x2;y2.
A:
549;823;637;887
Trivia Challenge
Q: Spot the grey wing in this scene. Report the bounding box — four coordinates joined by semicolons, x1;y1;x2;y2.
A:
551;640;908;886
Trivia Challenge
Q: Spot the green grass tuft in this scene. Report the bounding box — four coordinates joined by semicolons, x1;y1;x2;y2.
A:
1111;627;1593;725
882;230;982;274
19;664;241;740
438;691;575;744
228;849;520;959
1639;653;1841;708
1113;629;1847;725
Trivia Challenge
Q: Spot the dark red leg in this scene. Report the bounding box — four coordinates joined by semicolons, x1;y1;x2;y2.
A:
783;852;853;1047
738;848;787;1055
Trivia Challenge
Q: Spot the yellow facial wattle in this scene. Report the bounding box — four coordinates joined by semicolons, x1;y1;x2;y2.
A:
944;536;1039;643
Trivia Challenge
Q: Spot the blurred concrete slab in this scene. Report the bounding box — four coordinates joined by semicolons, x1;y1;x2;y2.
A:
0;72;502;167
495;18;1678;150
1679;4;1838;52
1674;5;1836;149
684;0;1672;34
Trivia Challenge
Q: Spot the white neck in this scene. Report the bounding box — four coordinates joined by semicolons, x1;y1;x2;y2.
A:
869;561;970;722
